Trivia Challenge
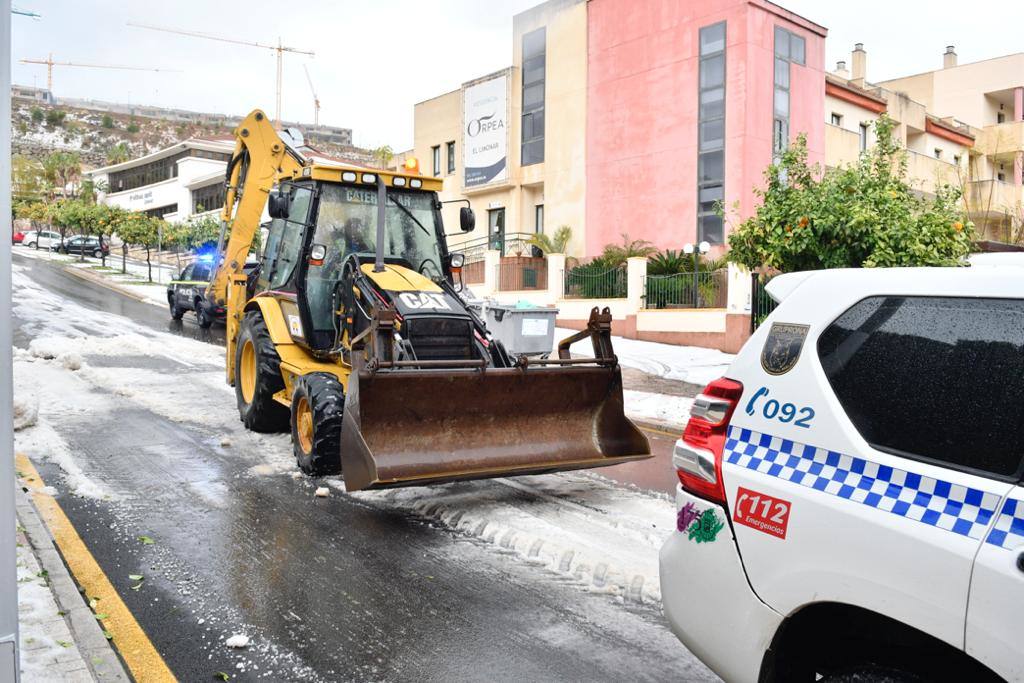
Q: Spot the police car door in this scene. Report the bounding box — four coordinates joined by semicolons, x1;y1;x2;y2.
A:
175;264;194;307
722;273;1018;655
966;479;1024;680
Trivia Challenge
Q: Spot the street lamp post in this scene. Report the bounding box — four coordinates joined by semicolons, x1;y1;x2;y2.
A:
683;241;712;308
2;0;22;677
683;243;696;307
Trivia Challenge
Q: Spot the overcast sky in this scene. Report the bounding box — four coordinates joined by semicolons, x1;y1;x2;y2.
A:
11;1;1024;151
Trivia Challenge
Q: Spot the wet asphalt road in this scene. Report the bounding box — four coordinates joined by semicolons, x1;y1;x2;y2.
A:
11;253;714;682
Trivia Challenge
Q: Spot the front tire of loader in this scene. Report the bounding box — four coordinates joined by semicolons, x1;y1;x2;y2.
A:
235;311;289;432
290;373;344;476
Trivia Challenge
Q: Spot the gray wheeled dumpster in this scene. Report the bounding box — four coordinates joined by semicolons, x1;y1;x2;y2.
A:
469;301;560;357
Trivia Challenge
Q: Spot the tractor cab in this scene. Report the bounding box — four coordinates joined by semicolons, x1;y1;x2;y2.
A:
256;165;473;355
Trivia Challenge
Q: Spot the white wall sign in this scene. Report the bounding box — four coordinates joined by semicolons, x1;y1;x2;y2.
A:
463;75;508;187
521;318;549;337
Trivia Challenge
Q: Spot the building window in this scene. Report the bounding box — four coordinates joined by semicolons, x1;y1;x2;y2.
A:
859;123;869;152
698;21;726;246
521;27;546;166
431;145;440;176
953;154;961;166
143;203;177;219
446;141;456;175
192;182;226;215
830;113;843;126
997;112;1006;124
774;26;805;66
535;204;544;233
934;148;943;159
998;172;1006;182
772;26;804;159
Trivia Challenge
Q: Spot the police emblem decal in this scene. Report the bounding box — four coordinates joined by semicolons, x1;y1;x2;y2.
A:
761;323;809;376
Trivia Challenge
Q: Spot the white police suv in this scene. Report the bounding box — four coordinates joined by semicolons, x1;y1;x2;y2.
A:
660;266;1023;682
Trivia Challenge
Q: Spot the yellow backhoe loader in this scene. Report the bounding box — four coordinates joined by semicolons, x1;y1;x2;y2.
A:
205;109;650;491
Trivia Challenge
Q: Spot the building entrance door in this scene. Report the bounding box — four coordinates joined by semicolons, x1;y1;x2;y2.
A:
488;208;506;255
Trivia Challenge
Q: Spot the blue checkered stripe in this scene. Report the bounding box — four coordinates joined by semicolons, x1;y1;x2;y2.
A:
724;426;1001;540
985;497;1024;550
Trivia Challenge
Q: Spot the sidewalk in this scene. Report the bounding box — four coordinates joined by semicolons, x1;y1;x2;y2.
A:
15;485;128;682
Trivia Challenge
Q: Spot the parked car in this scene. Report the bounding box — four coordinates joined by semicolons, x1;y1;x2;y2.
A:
168;259;259;328
58;235;110;258
660;266;1021;683
12;230;25;244
22;230;61;249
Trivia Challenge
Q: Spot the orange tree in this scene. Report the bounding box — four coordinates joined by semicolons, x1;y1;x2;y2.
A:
725;115;973;273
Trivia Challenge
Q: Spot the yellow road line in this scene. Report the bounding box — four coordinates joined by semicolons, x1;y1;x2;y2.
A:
16;453;177;682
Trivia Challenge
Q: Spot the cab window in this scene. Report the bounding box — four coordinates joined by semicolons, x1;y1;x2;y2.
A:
267;186;312;290
179;264;194;281
818;296;1024;479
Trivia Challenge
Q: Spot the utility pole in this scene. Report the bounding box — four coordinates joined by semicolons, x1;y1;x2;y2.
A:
2;0;21;678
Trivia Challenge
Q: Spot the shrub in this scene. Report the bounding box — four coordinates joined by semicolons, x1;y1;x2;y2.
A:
44;109;66;128
101;114;114;128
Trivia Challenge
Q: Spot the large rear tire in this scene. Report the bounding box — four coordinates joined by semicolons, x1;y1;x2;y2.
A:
235;311;289;432
291;373;344;476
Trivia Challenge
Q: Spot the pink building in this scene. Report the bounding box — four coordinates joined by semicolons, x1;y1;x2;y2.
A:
586;0;827;256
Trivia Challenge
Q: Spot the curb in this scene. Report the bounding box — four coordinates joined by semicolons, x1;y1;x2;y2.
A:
631;418;684;437
14;487;131;682
61;265;152;304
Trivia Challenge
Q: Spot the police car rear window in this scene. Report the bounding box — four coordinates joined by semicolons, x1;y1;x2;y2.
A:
818;296;1024;479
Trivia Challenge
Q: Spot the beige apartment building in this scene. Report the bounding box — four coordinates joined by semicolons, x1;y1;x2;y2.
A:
824;44;1023;242
413;0;588;260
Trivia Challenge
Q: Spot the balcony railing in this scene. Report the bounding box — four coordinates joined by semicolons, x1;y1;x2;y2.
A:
967;179;1023;214
974;121;1024;158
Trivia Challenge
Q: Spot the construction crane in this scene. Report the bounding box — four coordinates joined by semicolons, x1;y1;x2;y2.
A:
19;54;173;92
303;64;320;127
127;22;314;130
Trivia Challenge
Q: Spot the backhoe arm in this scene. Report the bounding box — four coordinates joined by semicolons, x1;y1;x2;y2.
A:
209;109;304;385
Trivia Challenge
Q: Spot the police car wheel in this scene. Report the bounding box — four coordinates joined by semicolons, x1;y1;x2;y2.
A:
169;299;184;320
290;373;344;476
234;311;289;432
196;301;214;329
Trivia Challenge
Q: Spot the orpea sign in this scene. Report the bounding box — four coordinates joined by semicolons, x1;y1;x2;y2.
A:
463;74;508;187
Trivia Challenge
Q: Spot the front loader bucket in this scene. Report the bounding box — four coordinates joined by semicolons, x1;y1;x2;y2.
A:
339;365;651;491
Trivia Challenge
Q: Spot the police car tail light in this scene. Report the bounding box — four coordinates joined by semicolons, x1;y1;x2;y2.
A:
674;377;743;504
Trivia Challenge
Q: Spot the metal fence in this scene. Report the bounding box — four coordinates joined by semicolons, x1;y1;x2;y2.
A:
563;263;627;299
643;269;728;309
496;257;547;291
751;273;778;332
462;258;486;284
448;231;539;260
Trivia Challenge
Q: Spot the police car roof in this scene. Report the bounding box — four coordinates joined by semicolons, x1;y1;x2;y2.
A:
765;263;1024;304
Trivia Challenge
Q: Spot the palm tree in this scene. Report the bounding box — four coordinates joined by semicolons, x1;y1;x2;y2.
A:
601;233;657;265
527;225;572;254
106;142;131;165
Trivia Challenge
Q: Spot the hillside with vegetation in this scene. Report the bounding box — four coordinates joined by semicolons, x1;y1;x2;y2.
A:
11;96;377;170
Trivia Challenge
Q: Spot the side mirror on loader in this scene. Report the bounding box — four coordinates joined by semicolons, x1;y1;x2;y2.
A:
460;207;475;233
268;191;291;219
